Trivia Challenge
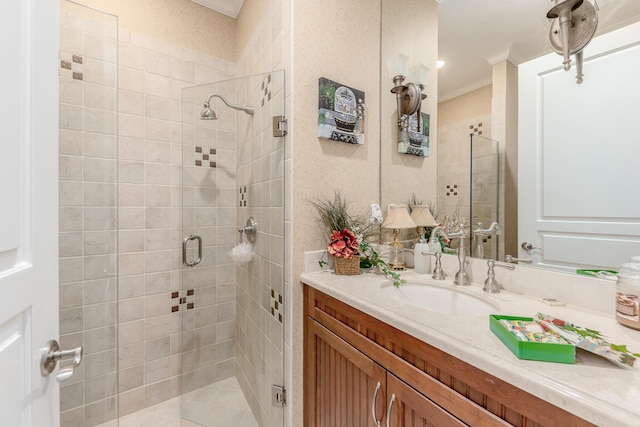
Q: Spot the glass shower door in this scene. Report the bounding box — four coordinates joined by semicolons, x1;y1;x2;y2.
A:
180;71;285;427
470;135;499;259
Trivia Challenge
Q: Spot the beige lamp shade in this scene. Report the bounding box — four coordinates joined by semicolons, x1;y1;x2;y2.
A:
382;204;416;230
410;205;438;227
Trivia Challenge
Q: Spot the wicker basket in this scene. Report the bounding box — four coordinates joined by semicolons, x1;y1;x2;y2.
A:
333;255;361;275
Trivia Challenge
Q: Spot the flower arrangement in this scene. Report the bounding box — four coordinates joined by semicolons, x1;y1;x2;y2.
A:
311;192;405;286
327;229;359;259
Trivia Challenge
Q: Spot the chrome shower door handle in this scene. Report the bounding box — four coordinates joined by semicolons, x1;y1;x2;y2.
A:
40;339;83;383
182;235;202;267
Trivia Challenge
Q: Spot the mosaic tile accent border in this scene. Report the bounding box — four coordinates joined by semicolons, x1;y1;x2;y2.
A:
446;184;458;196
469;122;483;136
239;186;247;207
270;289;283;324
171;288;195;312
261;73;272;107
195;146;216;168
60;52;84;81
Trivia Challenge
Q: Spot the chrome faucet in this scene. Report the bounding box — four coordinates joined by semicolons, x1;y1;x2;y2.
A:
430;224;471;286
483;259;515;293
473;222;501;258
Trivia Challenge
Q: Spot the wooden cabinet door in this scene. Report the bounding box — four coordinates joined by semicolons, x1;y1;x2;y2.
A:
306;318;387;427
386;374;466;427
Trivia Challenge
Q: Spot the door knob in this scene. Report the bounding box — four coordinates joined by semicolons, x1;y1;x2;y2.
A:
521;242;541;252
40;339;83;383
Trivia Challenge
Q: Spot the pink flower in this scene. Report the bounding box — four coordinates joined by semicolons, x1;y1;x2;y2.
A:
327;229;359;259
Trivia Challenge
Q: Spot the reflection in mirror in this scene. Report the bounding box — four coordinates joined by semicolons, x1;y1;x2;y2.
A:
380;0;438;248
381;0;640;273
470;135;499;259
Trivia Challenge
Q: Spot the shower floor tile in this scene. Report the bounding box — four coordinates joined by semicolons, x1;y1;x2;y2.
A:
97;377;257;427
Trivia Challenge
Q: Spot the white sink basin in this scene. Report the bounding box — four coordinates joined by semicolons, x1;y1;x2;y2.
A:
381;281;499;316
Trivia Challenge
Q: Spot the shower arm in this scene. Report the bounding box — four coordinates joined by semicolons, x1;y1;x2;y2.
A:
204;93;254;116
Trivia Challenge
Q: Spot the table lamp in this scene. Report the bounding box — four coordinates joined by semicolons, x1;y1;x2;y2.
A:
410;205;438;243
382;204;416;271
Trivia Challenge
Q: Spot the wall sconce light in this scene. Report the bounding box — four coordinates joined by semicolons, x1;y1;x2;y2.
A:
546;0;598;84
382;204;417;271
388;54;429;145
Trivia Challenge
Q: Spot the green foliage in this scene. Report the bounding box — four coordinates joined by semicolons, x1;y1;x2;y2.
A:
311;192;404;287
319;84;336;111
310;191;354;236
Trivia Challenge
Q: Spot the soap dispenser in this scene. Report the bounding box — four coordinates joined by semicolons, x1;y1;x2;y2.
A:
414;238;431;274
427;236;442;253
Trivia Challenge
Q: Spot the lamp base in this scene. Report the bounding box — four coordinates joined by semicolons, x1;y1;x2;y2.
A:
389;261;407;271
388;229;406;271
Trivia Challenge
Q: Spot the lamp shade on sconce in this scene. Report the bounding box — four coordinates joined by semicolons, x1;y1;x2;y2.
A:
386;53;410;79
408;64;430;88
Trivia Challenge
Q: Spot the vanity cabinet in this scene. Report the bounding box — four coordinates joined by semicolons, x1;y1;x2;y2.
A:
304;285;596;427
307;314;462;426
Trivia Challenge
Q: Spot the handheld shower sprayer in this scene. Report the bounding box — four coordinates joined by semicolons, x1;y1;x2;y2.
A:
200;94;255;120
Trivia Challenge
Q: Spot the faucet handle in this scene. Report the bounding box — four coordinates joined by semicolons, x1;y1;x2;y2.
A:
432;252;445;280
483;259;515;293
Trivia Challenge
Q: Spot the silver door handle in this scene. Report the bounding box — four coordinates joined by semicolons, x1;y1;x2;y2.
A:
371;381;381;427
40;339;83;383
182;235;202;267
386;393;396;427
521;242;541;252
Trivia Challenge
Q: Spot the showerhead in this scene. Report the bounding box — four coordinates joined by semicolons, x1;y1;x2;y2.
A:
200;93;254;120
200;103;217;120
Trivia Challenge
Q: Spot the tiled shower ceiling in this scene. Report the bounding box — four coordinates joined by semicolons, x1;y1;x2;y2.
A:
189;0;245;18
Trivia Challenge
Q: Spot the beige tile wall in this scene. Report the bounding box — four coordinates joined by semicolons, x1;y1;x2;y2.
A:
437;85;493;224
115;27;236;416
59;4;240;424
233;0;288;425
59;6;120;427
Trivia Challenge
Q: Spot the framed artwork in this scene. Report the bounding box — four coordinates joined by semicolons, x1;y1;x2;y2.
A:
398;112;429;157
318;77;365;145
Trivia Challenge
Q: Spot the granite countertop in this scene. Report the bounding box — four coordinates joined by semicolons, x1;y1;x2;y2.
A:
301;269;640;427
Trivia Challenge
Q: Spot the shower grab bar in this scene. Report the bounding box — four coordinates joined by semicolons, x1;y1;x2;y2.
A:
182;235;202;267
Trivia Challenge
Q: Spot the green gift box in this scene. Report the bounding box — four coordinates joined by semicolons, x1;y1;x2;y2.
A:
490;315;575;364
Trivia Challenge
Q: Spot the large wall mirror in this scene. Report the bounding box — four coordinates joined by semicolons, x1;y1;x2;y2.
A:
380;0;640;273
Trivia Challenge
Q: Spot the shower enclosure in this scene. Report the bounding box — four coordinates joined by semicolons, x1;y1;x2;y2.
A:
180;72;286;427
59;2;285;425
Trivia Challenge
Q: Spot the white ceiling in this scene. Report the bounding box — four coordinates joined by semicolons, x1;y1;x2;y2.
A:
190;0;245;19
193;0;640;100
438;0;640;101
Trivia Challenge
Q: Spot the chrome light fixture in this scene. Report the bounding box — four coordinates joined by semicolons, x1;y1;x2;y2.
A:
388;54;429;137
546;0;598;84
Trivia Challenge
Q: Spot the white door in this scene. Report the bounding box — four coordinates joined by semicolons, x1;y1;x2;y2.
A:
519;22;640;272
0;1;61;426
